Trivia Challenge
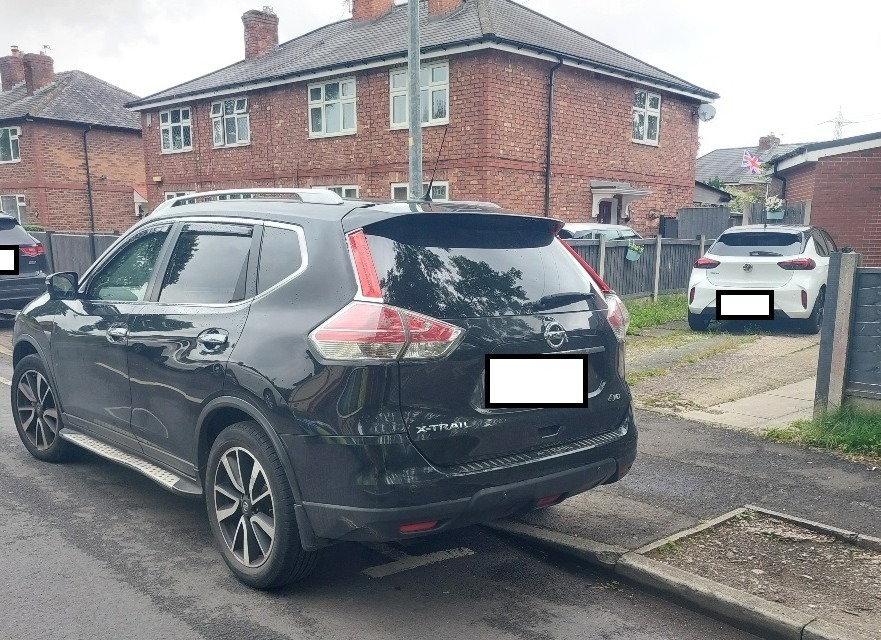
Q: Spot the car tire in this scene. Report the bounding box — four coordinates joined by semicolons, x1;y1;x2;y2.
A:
205;420;319;589
688;311;711;332
11;354;82;463
802;288;826;335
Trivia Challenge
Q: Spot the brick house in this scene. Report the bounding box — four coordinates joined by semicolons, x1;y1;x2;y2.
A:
771;131;881;267
0;48;146;233
127;0;717;235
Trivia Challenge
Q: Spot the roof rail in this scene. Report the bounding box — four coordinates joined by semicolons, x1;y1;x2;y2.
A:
150;188;345;215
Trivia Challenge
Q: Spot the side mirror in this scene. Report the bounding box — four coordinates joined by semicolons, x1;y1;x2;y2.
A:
46;272;78;300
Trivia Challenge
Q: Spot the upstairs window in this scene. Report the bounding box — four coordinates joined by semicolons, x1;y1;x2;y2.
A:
0;127;21;163
160;108;193;153
632;89;660;146
319;185;360;199
211;97;250;147
308;78;357;137
390;62;449;129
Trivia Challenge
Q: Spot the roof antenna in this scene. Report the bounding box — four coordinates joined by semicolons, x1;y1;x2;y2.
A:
423;125;449;202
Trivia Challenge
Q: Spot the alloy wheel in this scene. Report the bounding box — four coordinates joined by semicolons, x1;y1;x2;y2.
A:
213;447;276;568
16;370;59;451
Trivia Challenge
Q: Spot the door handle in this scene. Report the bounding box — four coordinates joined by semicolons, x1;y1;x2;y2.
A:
197;330;229;349
106;325;128;344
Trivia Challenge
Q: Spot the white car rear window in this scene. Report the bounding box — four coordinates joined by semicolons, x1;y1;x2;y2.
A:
711;232;804;257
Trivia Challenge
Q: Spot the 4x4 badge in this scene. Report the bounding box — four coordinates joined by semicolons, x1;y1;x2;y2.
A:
542;317;568;350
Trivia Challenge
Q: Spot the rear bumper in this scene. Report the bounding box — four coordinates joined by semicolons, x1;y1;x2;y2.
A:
688;281;815;320
0;274;45;310
284;409;636;545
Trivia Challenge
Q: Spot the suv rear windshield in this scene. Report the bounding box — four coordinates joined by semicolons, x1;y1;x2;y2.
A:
711;231;805;257
364;215;595;318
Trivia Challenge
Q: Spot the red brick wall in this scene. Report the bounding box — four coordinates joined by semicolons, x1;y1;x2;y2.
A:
782;163;816;204
0;120;145;233
142;49;702;235
807;147;881;266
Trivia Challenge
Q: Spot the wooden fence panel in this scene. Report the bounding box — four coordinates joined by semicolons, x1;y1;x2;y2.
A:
846;268;881;398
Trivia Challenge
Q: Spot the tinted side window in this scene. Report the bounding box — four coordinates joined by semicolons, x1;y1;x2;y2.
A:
90;226;169;302
158;223;253;304
812;232;829;257
257;225;304;294
822;230;838;252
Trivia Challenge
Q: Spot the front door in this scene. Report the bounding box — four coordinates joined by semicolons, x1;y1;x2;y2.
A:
51;224;172;450
598;200;613;224
127;221;257;474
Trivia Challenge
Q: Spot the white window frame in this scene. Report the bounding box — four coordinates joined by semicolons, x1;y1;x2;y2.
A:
165;191;194;201
317;185;360;199
0;126;21;164
390;61;450;129
308;78;357;138
391;181;449;202
632;89;661;146
0;194;26;222
210;97;251;148
217;194;253;200
159;107;193;154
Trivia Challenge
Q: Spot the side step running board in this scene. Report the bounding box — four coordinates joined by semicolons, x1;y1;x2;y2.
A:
60;430;202;497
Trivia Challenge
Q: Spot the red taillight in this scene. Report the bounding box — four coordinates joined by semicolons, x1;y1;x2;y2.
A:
689;287;696;304
309;302;463;362
346;230;382;299
399;520;439;534
778;258;816;271
801;290;808;309
556;237;611;293
20;244;44;257
694;257;720;269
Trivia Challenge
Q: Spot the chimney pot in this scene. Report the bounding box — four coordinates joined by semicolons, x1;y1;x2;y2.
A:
757;133;780;153
22;52;54;96
352;0;394;22
0;46;25;92
242;8;279;60
427;0;465;16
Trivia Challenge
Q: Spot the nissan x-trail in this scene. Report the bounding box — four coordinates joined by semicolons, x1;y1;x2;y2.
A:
11;189;636;588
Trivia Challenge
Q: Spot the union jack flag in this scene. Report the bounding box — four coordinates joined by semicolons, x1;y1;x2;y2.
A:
742;150;762;174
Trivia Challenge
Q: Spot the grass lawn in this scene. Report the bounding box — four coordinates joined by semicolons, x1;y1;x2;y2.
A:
626;294;687;334
766;408;881;459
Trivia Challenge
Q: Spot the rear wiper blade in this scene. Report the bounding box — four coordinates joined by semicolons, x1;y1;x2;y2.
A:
532;291;595;311
749;250;782;256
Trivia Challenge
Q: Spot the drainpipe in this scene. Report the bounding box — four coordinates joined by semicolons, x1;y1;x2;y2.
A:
544;58;564;217
772;160;787;199
82;126;97;261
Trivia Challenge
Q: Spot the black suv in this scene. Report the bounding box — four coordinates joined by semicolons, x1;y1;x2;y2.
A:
11;190;636;588
0;211;48;310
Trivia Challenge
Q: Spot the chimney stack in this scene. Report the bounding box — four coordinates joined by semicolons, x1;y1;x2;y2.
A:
22;52;54;95
757;133;780;153
0;46;25;92
427;0;465;16
242;7;279;60
352;0;394;22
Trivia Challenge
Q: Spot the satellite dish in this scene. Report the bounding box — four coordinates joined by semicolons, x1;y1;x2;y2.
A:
698;103;717;122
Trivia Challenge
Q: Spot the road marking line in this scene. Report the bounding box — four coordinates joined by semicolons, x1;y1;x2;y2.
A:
362;547;475;578
0;376;10;386
363;542;410;561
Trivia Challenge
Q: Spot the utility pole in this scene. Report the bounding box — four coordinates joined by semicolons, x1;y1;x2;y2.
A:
407;0;423;200
818;106;854;140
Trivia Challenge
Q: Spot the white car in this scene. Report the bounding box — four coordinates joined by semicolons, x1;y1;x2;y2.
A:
559;223;642;241
687;225;836;333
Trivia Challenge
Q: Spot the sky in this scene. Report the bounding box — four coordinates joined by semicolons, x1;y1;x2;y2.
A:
4;0;881;156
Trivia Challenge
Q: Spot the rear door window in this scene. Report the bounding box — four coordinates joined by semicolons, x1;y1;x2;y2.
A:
711;231;805;257
157;223;254;304
364;215;595;318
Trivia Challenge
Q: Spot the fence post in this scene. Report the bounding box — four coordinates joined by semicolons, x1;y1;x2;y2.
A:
815;251;862;417
597;235;607;280
652;234;663;302
44;231;55;273
698;234;706;257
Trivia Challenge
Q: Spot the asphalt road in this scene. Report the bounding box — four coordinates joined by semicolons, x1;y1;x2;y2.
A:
0;322;758;640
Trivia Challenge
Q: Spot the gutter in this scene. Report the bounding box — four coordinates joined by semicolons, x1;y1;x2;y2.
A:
82;126;97;261
544;59;564;217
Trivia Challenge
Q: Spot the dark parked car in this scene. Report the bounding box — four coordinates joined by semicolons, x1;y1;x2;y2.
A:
0;212;48;311
11;189;636;588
